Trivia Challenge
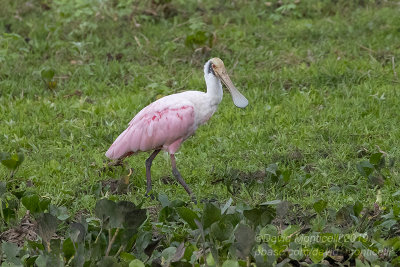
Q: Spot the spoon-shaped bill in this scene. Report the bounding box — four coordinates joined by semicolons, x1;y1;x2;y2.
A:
216;70;248;108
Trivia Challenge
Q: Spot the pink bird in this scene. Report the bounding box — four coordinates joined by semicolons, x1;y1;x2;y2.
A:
106;58;248;199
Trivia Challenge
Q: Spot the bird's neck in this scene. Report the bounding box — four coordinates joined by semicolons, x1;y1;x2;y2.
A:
205;74;223;105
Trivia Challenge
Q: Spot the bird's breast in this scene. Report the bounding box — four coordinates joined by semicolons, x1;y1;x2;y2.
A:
174;91;220;128
194;102;219;126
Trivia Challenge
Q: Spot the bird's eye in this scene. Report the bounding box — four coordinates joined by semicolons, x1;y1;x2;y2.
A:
208;62;216;75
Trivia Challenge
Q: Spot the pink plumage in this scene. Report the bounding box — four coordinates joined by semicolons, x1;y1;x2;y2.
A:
105;58;248;198
106;96;195;159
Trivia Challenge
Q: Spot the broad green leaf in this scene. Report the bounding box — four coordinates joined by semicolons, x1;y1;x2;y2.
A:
309;248;324;263
254;243;276;266
282;225;301;237
202;203;221;229
98;256;119;267
244;208;263;225
73;244;85;267
16;151;24;167
50;205;70;221
261;209;276;226
158;206;174;223
222;260;239;267
35;253;62;267
1;156;17;170
6;197;18;211
206;252;215;266
2;242;21;265
353;201;363;217
234;224;255;259
21;193;41;213
39;198;51;212
2;207;16;222
176;207;200;229
281;169;291;183
169;199;185;208
41;68;55;81
70;222;85;243
288;242;303;261
117;201;147;230
210;217;234;242
161;247;177;264
183;244;196;262
35;255;47;267
369;152;383;165
221;197;233;214
120;252;135;263
2;152;25;170
129;259;145;267
62;238;75;261
258;224;278;243
135;231;152;253
356;161;374;177
94;198;122;229
25;255;38;266
158;193;170;207
27;240;44;251
355;258;370;267
37;213;59;245
313;199;327;213
12;189;25;199
224;213;241;227
244;206;275;227
380;219;397;230
362;249;378;263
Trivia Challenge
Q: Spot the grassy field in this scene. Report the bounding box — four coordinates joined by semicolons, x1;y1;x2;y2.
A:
1;0;400;265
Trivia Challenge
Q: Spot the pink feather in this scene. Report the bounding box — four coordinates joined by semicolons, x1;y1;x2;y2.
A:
105;96;195;159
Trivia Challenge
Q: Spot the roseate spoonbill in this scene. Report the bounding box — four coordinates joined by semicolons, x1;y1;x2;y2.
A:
106;58;248;199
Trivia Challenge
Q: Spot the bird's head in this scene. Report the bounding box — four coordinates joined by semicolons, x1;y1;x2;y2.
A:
206;57;249;108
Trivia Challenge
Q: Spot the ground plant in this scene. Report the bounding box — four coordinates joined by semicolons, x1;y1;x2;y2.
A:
1;0;400;266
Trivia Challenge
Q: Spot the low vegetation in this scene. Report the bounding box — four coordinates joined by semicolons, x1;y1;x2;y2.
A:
1;0;400;265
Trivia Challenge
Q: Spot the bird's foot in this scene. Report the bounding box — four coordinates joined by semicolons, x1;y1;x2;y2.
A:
190;195;197;205
145;191;156;200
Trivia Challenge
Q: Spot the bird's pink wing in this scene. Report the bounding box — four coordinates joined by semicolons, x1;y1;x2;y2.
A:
105;97;195;159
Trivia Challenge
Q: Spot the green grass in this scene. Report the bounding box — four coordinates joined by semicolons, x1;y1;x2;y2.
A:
1;0;400;217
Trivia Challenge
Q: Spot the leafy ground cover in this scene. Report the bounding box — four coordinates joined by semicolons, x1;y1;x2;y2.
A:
1;0;400;265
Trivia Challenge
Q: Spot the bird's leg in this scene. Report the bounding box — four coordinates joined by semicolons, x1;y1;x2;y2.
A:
145;149;161;196
170;154;195;201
